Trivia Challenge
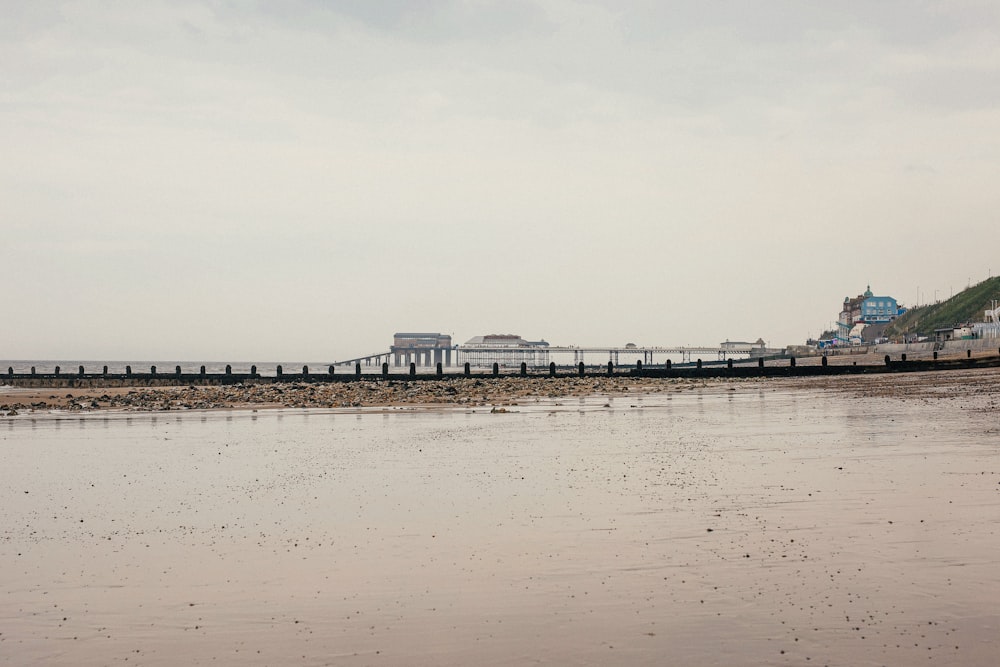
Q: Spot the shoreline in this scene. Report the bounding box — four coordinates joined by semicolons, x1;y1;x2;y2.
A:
4;366;999;416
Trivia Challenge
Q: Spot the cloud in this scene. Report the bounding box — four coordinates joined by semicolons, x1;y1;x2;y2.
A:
3;1;1000;358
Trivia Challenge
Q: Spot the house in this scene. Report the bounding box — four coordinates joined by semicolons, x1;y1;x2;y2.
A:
837;285;904;341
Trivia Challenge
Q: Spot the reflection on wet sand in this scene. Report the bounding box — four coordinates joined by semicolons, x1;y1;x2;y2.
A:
2;374;999;665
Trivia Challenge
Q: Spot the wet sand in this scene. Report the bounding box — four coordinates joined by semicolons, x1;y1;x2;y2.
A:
2;371;999;665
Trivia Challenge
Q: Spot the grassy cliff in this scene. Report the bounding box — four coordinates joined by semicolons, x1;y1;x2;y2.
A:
884;277;1000;339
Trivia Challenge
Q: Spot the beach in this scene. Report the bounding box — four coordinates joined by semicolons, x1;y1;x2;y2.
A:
3;365;1000;414
2;369;999;665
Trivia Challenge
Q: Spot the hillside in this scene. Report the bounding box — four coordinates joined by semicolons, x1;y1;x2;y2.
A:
884;276;1000;339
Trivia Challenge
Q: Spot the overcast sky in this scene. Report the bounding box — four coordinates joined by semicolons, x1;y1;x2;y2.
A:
4;1;999;361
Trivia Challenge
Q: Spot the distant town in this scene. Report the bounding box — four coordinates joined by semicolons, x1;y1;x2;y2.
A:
353;279;1000;369
811;279;1000;349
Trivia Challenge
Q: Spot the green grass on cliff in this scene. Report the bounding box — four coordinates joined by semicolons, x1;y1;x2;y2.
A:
885;276;1000;338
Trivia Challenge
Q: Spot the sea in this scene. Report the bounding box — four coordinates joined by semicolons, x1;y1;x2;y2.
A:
1;359;340;376
2;379;999;665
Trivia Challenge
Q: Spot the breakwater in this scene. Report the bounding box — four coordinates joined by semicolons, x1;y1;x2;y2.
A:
5;352;1000;388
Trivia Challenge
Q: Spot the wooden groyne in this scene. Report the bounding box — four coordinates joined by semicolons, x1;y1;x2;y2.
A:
5;353;1000;388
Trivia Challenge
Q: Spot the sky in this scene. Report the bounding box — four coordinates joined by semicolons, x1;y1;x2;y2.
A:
4;0;1000;361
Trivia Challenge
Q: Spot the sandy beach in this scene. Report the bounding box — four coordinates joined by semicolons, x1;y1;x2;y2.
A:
2;368;999;665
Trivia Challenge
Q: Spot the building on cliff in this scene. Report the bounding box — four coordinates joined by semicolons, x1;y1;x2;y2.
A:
836;286;905;343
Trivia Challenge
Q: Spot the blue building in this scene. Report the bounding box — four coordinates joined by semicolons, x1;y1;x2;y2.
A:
858;286;904;324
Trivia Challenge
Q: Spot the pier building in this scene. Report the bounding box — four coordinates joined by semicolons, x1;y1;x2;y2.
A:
390;333;453;367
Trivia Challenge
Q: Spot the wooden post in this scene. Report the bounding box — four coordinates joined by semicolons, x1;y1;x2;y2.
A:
549;362;556;377
821;356;827;367
382;362;389;378
493;362;500;377
607;361;613;376
225;364;232;375
437;362;443;378
464;362;471;377
410;362;416;377
356;363;362;377
175;365;182;376
520;362;527;377
79;365;85;377
579;361;585;377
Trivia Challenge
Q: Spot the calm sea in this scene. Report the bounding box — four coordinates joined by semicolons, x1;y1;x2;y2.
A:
1;359;348;377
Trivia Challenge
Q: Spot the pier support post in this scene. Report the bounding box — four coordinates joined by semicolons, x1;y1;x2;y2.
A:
549;362;556;377
464;362;471;377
